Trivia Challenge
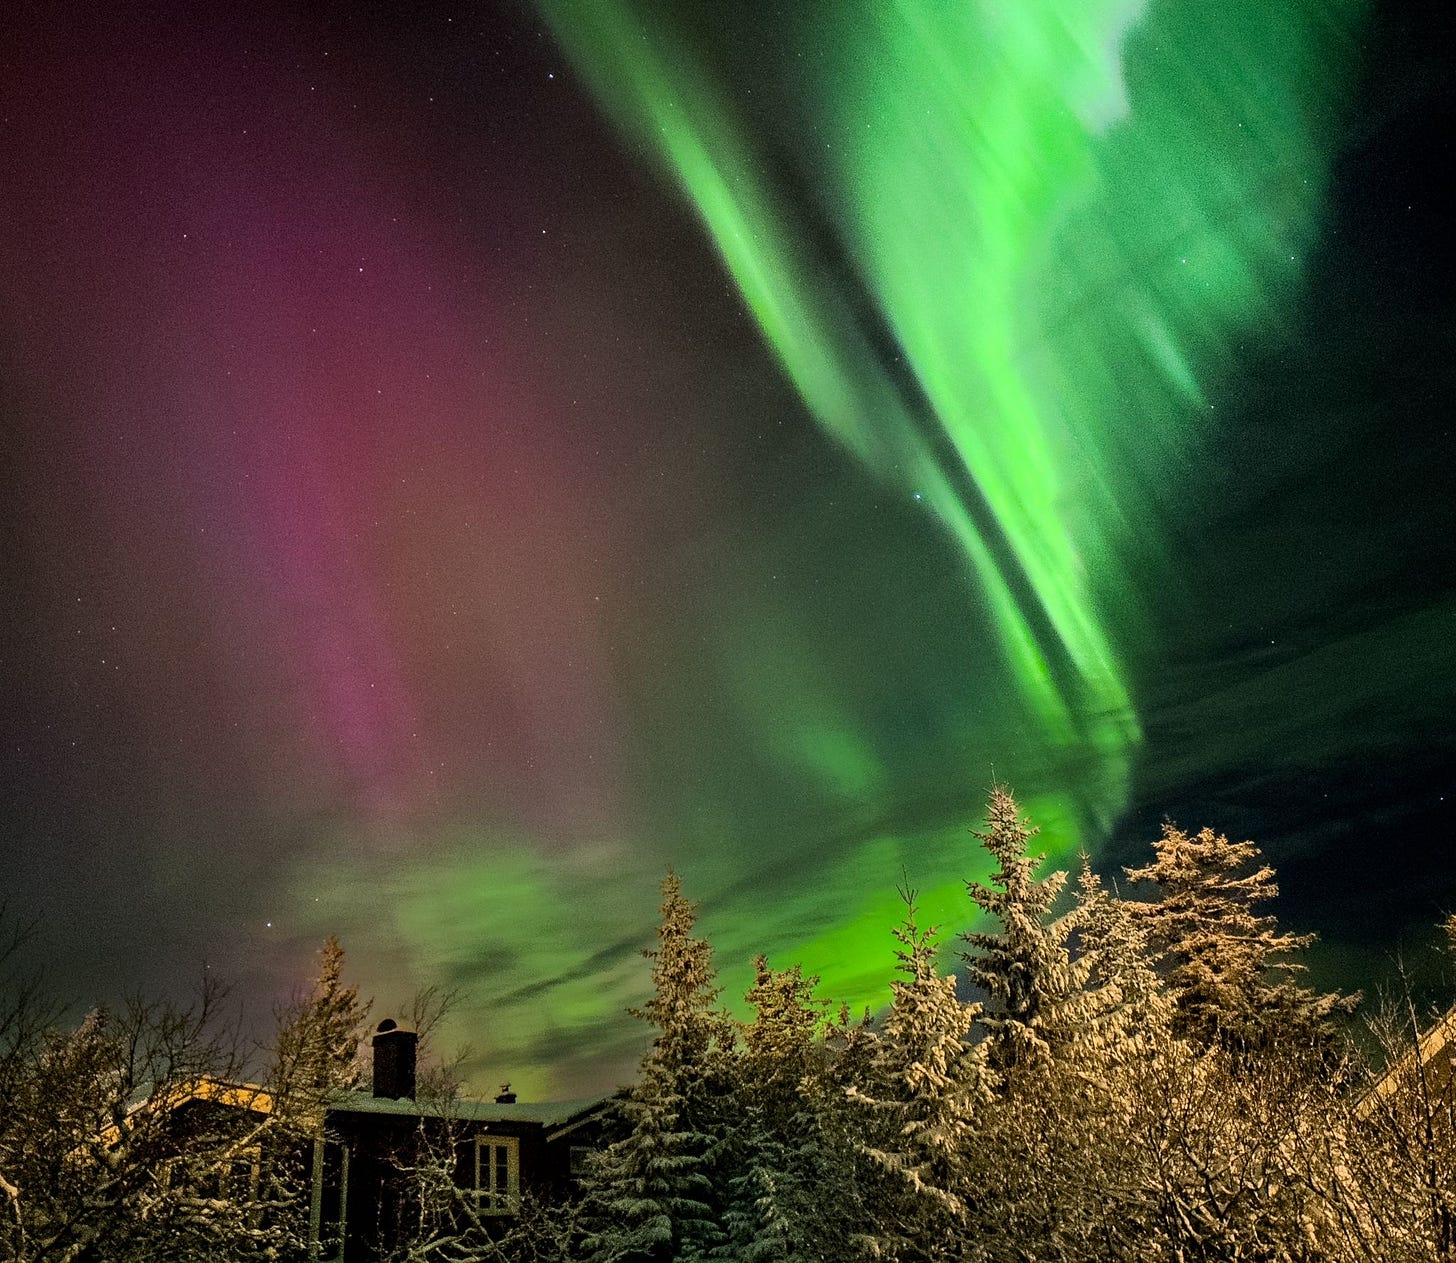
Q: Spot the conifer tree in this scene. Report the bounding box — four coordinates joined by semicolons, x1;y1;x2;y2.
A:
582;872;732;1263
851;893;989;1263
1124;821;1356;1051
741;957;821;1078
721;957;851;1263
963;861;1177;1259
272;935;369;1114
1072;856;1173;1054
960;787;1088;1071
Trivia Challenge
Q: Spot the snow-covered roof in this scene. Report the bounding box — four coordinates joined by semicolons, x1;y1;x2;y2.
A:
325;1090;613;1130
1358;1003;1456;1119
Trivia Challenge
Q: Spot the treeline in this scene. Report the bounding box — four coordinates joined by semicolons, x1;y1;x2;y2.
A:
3;787;1455;1261
569;787;1454;1263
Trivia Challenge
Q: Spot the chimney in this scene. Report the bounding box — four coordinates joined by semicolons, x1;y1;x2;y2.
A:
495;1083;517;1105
371;1019;418;1100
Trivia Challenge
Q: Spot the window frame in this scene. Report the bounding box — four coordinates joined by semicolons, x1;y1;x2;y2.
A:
471;1133;520;1216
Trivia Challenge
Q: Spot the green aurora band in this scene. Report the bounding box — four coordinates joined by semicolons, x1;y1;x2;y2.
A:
308;1;1372;1096
534;0;1363;853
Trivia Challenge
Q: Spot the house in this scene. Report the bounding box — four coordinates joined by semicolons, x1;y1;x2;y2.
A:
1357;1002;1456;1122
307;1019;615;1262
107;1019;616;1261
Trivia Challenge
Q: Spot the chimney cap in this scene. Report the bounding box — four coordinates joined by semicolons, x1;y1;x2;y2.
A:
376;1018;397;1034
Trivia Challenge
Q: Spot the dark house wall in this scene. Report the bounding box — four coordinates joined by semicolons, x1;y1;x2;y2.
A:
312;1105;609;1263
301;1021;612;1261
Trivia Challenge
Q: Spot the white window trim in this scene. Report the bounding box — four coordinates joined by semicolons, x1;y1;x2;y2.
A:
473;1134;520;1216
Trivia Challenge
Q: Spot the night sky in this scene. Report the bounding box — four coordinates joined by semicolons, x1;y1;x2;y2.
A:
2;0;1452;1099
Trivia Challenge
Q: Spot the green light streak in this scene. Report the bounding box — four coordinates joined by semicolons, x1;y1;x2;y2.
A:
306;0;1381;1093
538;0;1363;850
536;0;1107;820
742;788;1089;1006
294;786;1098;1095
301;825;657;1100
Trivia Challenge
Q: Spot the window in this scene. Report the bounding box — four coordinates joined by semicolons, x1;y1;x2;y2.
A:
472;1135;519;1215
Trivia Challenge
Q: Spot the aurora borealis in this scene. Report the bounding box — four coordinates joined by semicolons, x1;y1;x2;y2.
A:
2;0;1452;1098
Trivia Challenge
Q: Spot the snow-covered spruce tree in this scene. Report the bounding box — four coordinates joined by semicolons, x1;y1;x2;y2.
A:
850;892;990;1263
1071;855;1173;1053
581;872;734;1263
264;936;370;1254
1125;821;1357;1052
272;935;369;1114
960;787;1090;1072
815;1003;881;1250
719;957;856;1263
957;860;1175;1263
